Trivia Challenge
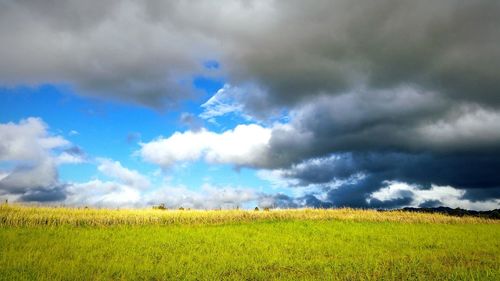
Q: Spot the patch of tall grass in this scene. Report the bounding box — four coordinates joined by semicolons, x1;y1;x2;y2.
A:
0;204;495;227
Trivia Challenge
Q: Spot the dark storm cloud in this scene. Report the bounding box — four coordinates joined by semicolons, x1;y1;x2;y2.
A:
0;163;68;203
280;153;500;191
418;200;443;208
263;90;500;169
225;0;500;113
268;152;500;209
19;185;67;202
258;193;300;209
0;0;210;107
0;161;58;195
1;1;499;109
462;188;500;202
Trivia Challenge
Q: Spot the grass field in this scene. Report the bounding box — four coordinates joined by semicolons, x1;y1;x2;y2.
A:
1;205;499;280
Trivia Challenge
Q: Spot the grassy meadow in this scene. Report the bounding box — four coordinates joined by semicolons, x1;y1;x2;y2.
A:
0;205;499;280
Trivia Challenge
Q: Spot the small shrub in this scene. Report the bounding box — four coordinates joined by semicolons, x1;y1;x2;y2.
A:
153;204;167;210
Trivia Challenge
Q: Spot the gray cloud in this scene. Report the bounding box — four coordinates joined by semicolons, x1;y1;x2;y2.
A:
264;91;500;169
2;1;499;109
180;112;203;132
262;152;500;209
0;118;80;202
418;200;443;208
275;152;500;191
0;0;212;107
216;0;500;116
0;161;58;195
19;185;68;203
143;184;258;210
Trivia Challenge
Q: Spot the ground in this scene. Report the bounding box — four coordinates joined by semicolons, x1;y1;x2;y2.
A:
0;205;498;280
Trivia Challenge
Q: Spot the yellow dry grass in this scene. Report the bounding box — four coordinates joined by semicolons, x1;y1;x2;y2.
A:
0;204;496;227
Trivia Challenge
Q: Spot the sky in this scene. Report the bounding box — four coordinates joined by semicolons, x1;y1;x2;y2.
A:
1;0;499;210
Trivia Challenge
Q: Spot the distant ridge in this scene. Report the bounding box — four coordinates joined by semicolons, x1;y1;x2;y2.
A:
394;207;500;220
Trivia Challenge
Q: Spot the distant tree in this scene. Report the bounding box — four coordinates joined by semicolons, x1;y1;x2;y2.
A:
152;203;167;210
254;207;260;211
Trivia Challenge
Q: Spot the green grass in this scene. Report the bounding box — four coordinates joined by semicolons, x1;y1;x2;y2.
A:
1;219;499;280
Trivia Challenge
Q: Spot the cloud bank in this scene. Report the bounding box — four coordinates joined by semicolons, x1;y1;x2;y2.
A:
2;1;498;109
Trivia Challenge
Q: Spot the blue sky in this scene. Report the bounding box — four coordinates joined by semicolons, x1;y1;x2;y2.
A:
1;1;499;210
0;76;293;208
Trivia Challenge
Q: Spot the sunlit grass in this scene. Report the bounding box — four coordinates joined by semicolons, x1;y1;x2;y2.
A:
1;204;498;280
0;204;496;227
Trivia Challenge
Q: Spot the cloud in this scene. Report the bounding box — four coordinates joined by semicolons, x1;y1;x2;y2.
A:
199;85;244;121
144;184;258;209
139;124;271;167
19;185;68;203
62;159;260;209
261;88;500;168
179;112;203;132
0;117;69;162
56;146;87;165
369;182;500;211
0;0;216;107
64;159;150;207
65;179;142;208
64;165;260;208
224;0;500;111
199;84;276;122
97;158;150;190
416;105;500;152
3;1;498;110
0;160;58;195
141;85;500;208
0;118;82;202
256;152;500;209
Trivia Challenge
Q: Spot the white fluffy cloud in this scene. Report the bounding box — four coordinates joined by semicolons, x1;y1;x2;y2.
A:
64;158;260;209
0;117;69;162
66;180;142;208
0;118;267;208
65;176;259;209
0;118;79;200
55;152;86;165
143;183;258;209
369;182;500;211
63;158;151;207
139;124;271;167
200;84;245;122
97;158;150;190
